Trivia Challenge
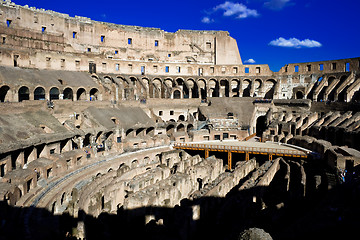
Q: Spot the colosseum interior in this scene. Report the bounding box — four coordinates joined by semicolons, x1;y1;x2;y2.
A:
0;1;359;239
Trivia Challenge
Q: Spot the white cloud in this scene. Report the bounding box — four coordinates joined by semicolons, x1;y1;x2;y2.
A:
264;0;291;10
201;17;214;24
214;1;259;19
244;58;256;63
269;37;322;48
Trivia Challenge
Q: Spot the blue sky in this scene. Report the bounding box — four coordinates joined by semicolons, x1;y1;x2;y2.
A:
13;0;360;72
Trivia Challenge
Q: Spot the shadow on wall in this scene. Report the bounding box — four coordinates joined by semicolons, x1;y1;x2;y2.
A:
1;171;360;240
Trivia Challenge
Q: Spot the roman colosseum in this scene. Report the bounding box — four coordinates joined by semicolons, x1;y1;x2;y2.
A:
0;1;359;239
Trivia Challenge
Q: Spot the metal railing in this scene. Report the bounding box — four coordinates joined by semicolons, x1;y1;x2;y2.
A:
174;142;308;156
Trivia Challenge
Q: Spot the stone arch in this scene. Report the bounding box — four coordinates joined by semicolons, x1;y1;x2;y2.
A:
131;159;138;168
187;124;194;132
176;78;189;98
242;79;251;97
178;115;185;121
256;115;267;137
63;88;73;100
146;127;155;136
34;86;45;100
152;78;162;98
209;79;219;97
166;124;175;135
49;87;60;101
173;89;181;99
220;79;229;97
264;79;277;99
126;129;134;137
337;75;351;102
90;88;99;101
231;79;240;97
187;79;199;98
254;79;262;97
295;90;304;99
198;79;207;99
77;88;87;101
177;123;185;132
0;85;10;102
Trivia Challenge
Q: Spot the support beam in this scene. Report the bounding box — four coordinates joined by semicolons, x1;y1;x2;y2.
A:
269;154;273;161
245;152;249;161
205;149;209;159
227;151;232;170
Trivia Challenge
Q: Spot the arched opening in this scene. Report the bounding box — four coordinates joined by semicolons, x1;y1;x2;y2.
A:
177;124;185;132
166;125;175;135
49;87;60;100
220;80;229;97
126;129;134;137
231;80;240;97
242;80;251;97
18;86;30;102
0;86;10;102
83;133;91;147
264;79;276;99
256;116;267;137
34;87;45;100
209;79;219;97
90;88;99;101
296;91;304;99
146;127;155;136
187;124;194;132
77;88;87;101
131;159;138;168
178;115;185;121
63;88;73;100
173;90;181;99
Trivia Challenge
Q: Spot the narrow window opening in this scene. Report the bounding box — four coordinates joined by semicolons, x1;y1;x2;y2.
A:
206;42;211;49
256;67;260;73
221;67;226;73
159;111;163;116
155;40;158;47
210;67;215;73
168;54;171;57
170;110;174;115
128;64;133;72
102;62;107;70
332;62;337;70
14;55;19;67
245;67;249;73
307;64;311;71
345;62;350;72
101;35;105;43
128;38;132;45
294;65;299;72
198;68;203;76
117;137;122;143
42;26;46;33
60;59;65;68
6;19;11;27
233;67;238;74
73;31;77;39
0;164;5;177
176;66;181;73
141;66;145;75
115;50;118;54
319;64;324;71
87;48;91;52
50;149;55;154
75;60;80;69
165;66;169;73
2;37;5;44
153;65;158;73
115;63;119;71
